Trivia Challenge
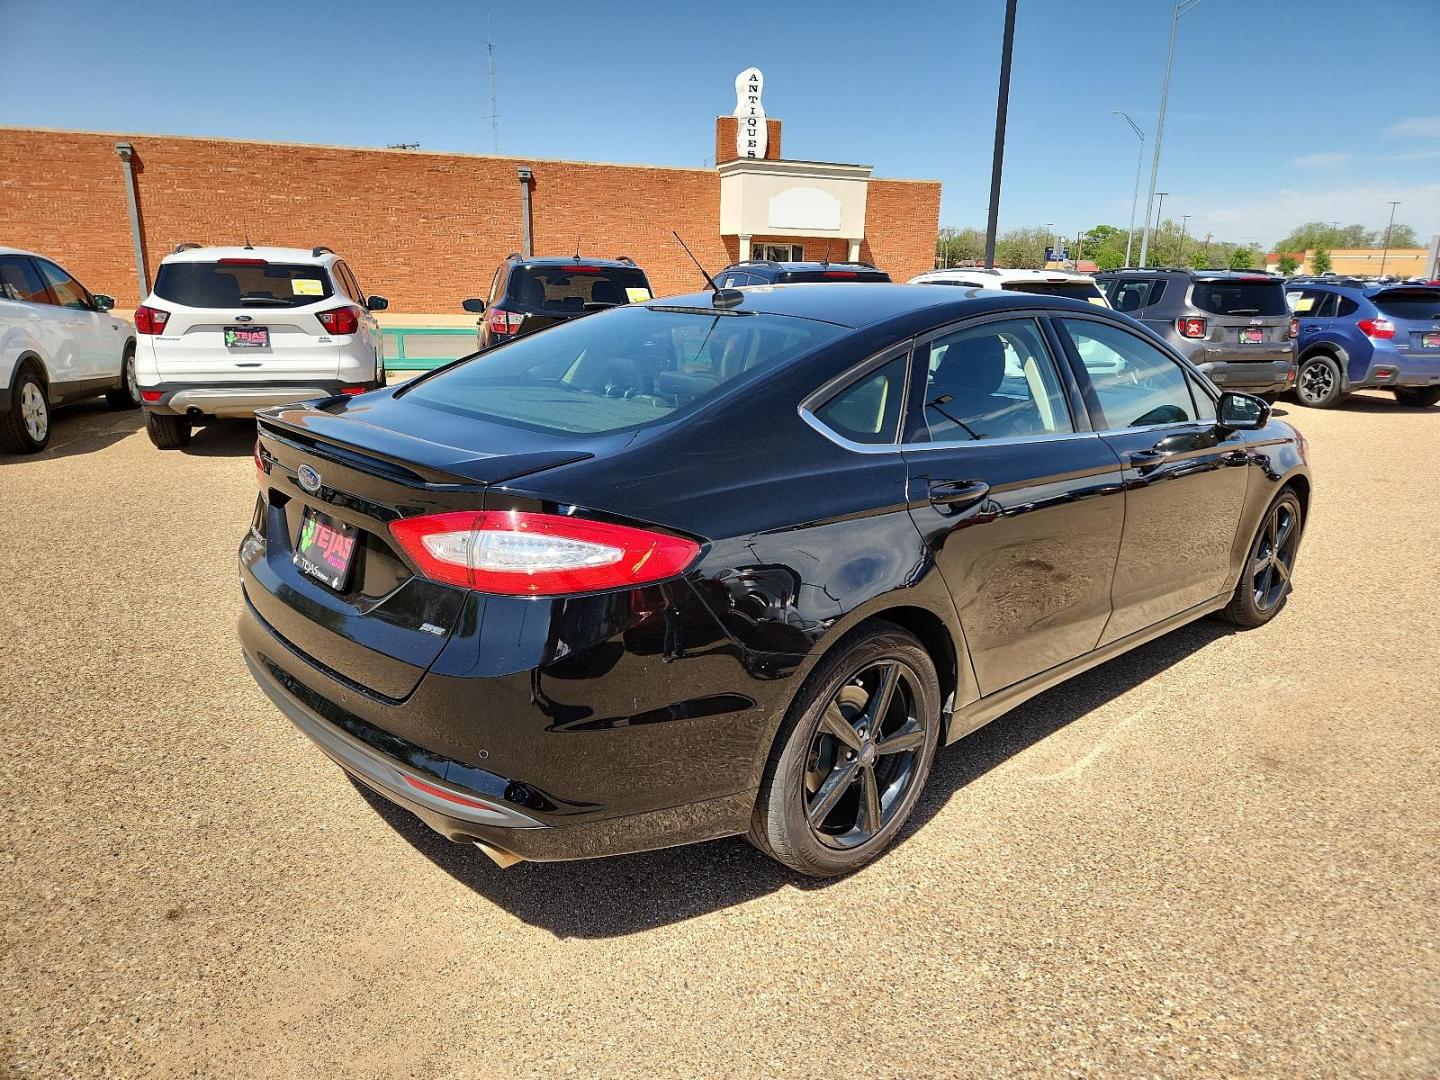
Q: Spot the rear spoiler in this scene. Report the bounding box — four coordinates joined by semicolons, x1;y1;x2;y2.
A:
256;404;592;487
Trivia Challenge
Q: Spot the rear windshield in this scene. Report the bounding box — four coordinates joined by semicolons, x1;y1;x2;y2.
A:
1189;280;1287;317
509;265;652;314
1371;290;1440;320
779;270;892;283
1003;281;1105;303
403;304;846;436
153;262;333;308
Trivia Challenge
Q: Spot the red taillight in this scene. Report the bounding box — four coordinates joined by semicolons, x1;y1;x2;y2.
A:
400;773;502;812
1287;317;1299;339
140;389;163;402
338;386;366;396
1357;317;1396;340
388;509;701;596
821;271;858;279
316;306;360;335
218;257;268;266
486;307;526;336
254;437;267;487
562;266;601;273
1176;316;1208;339
134;305;170;335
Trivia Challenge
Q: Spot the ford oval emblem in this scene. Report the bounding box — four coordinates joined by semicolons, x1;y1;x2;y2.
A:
297;464;322;493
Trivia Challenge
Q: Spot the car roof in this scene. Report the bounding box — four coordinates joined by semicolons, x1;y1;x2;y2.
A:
160;245;337;264
0;246;48;260
645;282;1104;330
515;256;641;269
729;260;882;273
912;267;1099;285
1098;267;1279;280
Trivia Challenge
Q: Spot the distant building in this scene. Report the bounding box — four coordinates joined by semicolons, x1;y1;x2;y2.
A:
1266;244;1438;278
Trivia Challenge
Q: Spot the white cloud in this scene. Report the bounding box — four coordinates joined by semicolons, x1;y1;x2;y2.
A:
1385;116;1440;140
1183;181;1440;246
1291;151;1352;168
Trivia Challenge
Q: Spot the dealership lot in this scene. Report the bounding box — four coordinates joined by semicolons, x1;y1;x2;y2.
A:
1;395;1436;1077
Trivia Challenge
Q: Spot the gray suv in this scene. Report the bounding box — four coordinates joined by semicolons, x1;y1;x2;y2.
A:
1097;269;1296;397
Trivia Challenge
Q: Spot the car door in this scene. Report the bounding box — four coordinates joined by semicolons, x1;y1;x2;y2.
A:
1292;288;1341;348
901;314;1126;695
32;258;109;384
1;256;70;386
1052;315;1250;644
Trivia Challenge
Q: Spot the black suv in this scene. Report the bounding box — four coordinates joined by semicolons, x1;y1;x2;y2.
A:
715;260;891;287
1097;268;1297;397
463;255;653;349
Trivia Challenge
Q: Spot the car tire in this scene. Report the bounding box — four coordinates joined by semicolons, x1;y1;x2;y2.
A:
1294;354;1344;408
145;411;192;450
106;345;141;410
1394;387;1440;408
1;364;52;454
748;622;941;877
1217;488;1304;628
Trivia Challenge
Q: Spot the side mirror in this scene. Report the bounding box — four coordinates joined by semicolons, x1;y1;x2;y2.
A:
461;298;486;314
1217;391;1269;430
93;294;116;311
366;294;389;312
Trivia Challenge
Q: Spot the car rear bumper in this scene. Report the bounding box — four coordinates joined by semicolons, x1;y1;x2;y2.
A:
1353;355;1440;389
1193;357;1296;393
143;381;356;418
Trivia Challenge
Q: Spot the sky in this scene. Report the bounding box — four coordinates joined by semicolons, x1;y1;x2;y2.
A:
4;0;1438;249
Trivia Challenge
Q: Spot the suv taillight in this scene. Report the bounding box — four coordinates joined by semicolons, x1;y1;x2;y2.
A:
1357;317;1396;340
388;510;700;595
1287;316;1299;339
486;307;526;336
316;306;360;335
134;305;170;335
1176;316;1208;339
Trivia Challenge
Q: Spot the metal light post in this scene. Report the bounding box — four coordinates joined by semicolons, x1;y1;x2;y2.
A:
1180;214;1192;264
1044;223;1055;266
1379;201;1400;276
1138;0;1205;268
983;0;1020;269
1115;112;1145;266
1154;192;1169;261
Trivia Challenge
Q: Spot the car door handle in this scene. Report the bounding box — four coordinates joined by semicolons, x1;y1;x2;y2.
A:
928;479;990;507
1127;449;1173;467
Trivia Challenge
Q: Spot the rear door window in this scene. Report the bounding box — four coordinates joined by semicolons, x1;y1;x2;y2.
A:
1370;290;1440;321
34;259;93;310
509;265;652;313
0;256;52;304
1109;279;1154;314
153;261;334;308
811;354;909;445
1190;280;1288;317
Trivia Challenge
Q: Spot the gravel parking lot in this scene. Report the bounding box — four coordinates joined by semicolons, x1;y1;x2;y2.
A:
2;391;1436;1079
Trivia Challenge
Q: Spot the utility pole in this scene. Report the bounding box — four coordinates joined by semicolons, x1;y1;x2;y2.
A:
983;0;1019;269
1138;0;1205;267
1379;201;1400;276
485;41;500;153
1115;112;1145;266
1154;192;1169;261
1180;214;1191;264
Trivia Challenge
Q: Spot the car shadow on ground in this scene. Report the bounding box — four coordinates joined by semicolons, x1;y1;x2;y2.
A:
355;617;1237;939
0;400;144;464
184;420;259;457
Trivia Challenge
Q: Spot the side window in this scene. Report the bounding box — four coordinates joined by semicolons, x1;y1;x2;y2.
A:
488;265;506;304
34;259;92;310
1313;293;1340;318
331;262;357;301
345;264;367;301
1110;279;1153;314
1146;279;1168;306
1336;296;1359;317
0;257;51;304
1187;374;1216;422
718;272;752;288
810;354;909;445
920;318;1074;442
1060;319;1196;429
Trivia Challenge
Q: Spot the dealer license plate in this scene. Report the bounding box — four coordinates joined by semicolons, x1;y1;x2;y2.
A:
224;326;270;348
294;507;358;591
1239;327;1264;345
1422;332;1440;349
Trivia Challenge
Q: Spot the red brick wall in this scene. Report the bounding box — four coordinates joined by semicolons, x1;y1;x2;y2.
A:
0;127;938;310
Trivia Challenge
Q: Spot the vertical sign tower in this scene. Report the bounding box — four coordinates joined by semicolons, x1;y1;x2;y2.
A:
734;68;767;160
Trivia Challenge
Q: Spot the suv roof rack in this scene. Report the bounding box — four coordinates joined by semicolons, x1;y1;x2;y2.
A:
736;259;782;267
173;243;201;253
311;246;334;258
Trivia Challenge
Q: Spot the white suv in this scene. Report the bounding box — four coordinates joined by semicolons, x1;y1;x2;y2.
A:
909;267;1112;307
1;247;139;453
133;245;387;448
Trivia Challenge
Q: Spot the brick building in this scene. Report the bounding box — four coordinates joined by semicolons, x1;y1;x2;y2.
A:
0;115;940;314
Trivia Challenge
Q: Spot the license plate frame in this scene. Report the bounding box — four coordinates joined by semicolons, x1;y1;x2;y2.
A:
224;326;270;349
294;506;358;592
1423;331;1440;349
1239;327;1264;345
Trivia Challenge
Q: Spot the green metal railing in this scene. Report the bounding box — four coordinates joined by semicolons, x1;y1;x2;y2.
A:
381;326;477;371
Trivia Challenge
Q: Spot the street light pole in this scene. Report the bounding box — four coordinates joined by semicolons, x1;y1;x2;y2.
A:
1138;0;1205;268
1180;214;1191;264
1379;201;1400;276
983;0;1019;269
1044;223;1055;267
1115;112;1145;266
1154;192;1169;261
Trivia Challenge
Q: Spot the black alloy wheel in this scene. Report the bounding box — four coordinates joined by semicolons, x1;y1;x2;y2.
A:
1295;355;1343;408
1219;489;1304;627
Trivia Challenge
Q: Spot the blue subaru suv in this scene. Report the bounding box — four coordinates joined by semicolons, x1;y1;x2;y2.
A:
1285;281;1440;408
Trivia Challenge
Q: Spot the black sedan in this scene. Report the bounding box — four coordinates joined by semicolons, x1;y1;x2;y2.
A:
241;284;1310;876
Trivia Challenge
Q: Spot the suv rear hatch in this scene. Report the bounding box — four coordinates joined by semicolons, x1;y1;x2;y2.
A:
1370;288;1440;353
148;259;348;380
1188;276;1292;354
247;401;593;699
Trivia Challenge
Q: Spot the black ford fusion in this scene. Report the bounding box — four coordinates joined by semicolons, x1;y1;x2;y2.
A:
241;283;1310;876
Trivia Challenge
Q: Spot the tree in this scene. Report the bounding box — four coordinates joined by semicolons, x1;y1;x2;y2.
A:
994;227;1052;269
1228;246;1255;270
1311;249;1332;274
1277;254;1300;275
1381;223;1419;249
934;226;986;268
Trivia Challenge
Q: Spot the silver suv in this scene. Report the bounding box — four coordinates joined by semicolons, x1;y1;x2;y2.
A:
1097;269;1296;397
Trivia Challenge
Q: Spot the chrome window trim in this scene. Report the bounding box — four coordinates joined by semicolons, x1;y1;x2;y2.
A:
798;340;915;454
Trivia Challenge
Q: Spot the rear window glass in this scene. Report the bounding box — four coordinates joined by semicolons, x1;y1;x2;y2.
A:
403;305;846;436
1371;290;1440;320
1189;281;1287;317
1003;281;1105;303
779;270;892;283
153;262;334;308
509;266;652;314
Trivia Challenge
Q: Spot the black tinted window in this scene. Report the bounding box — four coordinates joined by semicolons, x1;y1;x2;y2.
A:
1337;296;1359;317
0;257;50;304
1371;290;1440;320
812;355;908;445
1190;281;1287;317
508;266;652;313
1003;281;1104;303
1109;280;1153;314
154;262;334;308
404;305;845;436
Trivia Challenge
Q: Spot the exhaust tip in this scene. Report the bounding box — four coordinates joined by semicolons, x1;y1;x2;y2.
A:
474;840;524;869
